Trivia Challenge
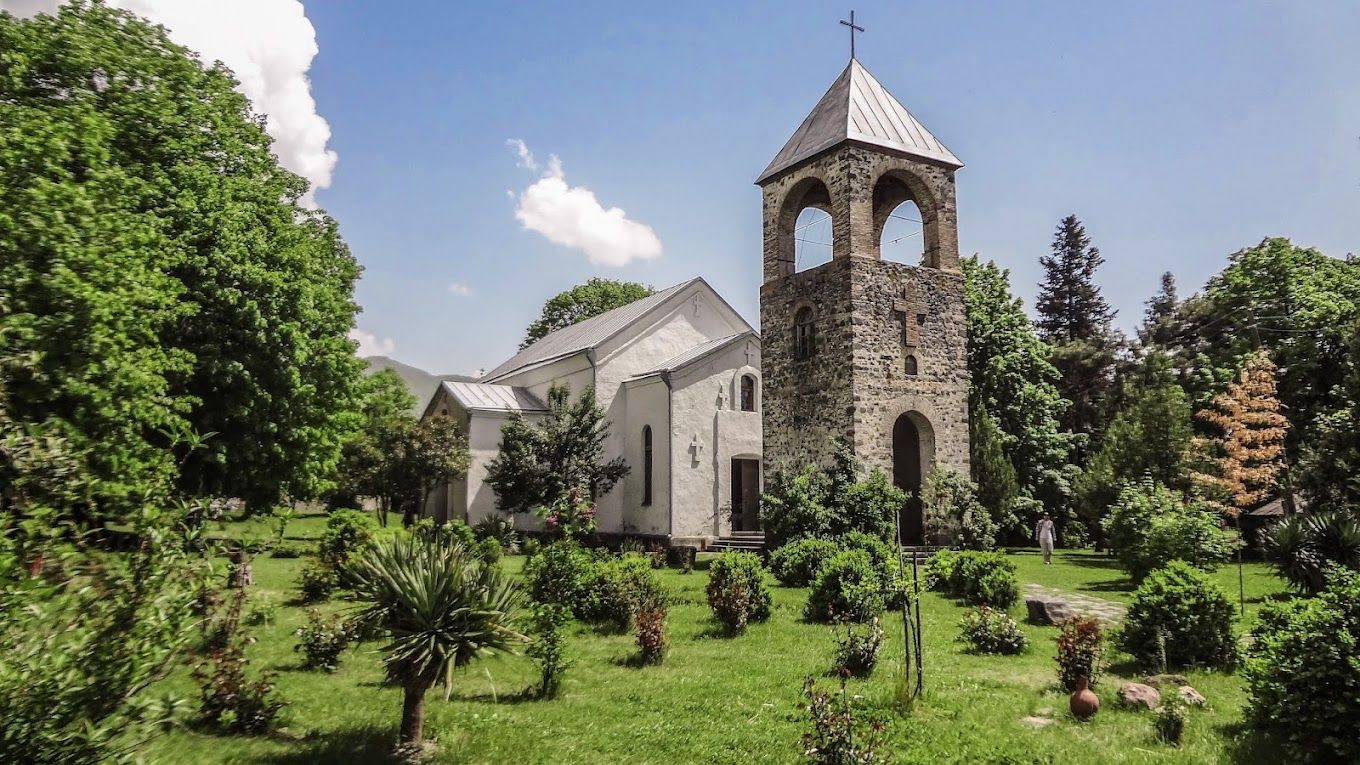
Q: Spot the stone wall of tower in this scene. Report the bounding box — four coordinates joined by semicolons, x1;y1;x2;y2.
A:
759;143;970;483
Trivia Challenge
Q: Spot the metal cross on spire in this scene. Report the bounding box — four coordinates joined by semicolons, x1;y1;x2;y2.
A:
839;10;864;60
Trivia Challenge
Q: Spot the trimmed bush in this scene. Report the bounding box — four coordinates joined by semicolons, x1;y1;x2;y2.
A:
769;537;843;587
298;558;339;603
807;550;885;623
524;541;595;614
1116;560;1236;670
581;553;656;632
706;552;772;635
526;603;571;699
951;551;1019;609
958;606;1027;655
923;549;959;592
1243;568;1360;763
1102;479;1230;581
317;510;378;569
833;617;883;678
1056;616;1105;691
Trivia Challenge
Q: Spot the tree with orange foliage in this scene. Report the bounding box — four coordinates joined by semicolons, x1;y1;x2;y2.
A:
1192;350;1290;517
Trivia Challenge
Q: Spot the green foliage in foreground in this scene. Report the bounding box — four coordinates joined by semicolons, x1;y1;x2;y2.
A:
1117;561;1237;671
1102;479;1230;581
759;442;905;550
144;514;1294;764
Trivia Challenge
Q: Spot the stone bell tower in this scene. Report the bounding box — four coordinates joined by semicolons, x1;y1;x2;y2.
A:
757;58;970;541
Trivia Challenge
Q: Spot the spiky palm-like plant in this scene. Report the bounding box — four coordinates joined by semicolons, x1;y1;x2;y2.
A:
349;535;525;750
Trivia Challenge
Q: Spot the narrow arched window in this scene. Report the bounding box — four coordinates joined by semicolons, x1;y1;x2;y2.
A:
642;425;653;506
905;354;919;376
794;307;816;359
740;374;757;412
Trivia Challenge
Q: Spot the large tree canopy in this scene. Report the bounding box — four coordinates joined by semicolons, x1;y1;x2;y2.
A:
522;278;653;348
962;256;1078;519
0;3;365;517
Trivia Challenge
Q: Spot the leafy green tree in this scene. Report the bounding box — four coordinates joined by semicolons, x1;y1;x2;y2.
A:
1296;318;1360;512
485;384;628;514
758;440;906;549
921;467;997;550
1102;479;1230;580
1034;216;1120;444
1075;352;1194;529
962;256;1078;523
970;408;1020;535
349;534;525;753
0;3;365;519
522;278;653;348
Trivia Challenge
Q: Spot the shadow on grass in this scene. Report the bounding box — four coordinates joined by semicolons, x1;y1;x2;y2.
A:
1080;578;1136;594
1217;720;1291;765
1056;554;1124;571
260;723;396;765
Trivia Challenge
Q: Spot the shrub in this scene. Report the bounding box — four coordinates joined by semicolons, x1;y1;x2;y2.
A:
1265;511;1360;594
807;550;885;623
477;537;503;565
269;542;304;559
520;536;542;557
922;467;997;550
837;470;907;545
293;609;352;672
1154;694;1187;746
1243;567;1360;763
802;676;888;765
761;463;833;550
298;558;339;603
760;442;902;549
770;537;843;587
526;603;571;699
833;617;883;678
1102;479;1230;580
582;553;656;632
706;552;772;635
409;517;476;549
1117;560;1236;670
244;595;279;627
1056;616;1105;691
524;541;595;614
317;509;378;569
191;593;285;734
634;584;668;665
473;515;521;553
951;551;1019;609
923;549;959;592
958;606;1027;655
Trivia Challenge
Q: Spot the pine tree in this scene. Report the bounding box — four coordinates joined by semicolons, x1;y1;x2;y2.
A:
1193;350;1289;516
970;408;1020;537
1139;272;1179;347
1035;216;1119;444
1036;216;1116;343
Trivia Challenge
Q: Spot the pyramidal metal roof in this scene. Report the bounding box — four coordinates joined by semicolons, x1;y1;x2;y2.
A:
757;59;961;184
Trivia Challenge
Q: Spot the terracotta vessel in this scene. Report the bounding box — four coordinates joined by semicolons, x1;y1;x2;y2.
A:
1070;675;1100;720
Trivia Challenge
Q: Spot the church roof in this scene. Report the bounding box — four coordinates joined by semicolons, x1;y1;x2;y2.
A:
481;279;702;382
439;381;548;413
756;59;961;184
635;332;757;378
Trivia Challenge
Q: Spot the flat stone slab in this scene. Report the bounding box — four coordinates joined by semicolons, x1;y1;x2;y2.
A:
1025;596;1076;625
1023;584;1127;624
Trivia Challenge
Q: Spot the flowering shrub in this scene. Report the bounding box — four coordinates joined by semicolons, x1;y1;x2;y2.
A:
958;606;1027;655
833;617;883;678
524;541;595;614
634;585;668;666
539;487;597;539
1155;694;1187;746
802;676;888;764
526;603;572;699
1056;616;1105;692
293;608;352;672
806;550;887;623
706;552;771;635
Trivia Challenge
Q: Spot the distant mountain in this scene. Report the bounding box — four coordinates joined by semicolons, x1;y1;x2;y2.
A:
363;356;477;415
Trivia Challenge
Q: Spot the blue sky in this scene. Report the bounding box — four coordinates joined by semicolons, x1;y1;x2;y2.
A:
301;1;1360;375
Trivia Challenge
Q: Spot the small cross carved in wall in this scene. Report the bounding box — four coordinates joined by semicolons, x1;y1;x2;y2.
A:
893;282;926;348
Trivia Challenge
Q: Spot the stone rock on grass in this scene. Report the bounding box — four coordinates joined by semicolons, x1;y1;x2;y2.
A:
1020;715;1054;729
1025;597;1075;625
1177;685;1206;707
1117;682;1161;711
1142;674;1189;688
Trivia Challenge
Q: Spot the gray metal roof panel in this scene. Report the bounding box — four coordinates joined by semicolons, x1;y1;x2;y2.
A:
482;279;700;381
442;381;548;413
757;59;961;184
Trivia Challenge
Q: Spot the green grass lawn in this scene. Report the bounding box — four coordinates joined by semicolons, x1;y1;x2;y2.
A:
148;515;1286;764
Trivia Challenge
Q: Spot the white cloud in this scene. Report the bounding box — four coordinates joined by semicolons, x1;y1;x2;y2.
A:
508;140;662;268
348;328;394;358
447;281;473;296
4;0;336;206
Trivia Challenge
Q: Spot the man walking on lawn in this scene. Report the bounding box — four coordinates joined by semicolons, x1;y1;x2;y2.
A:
1036;512;1056;565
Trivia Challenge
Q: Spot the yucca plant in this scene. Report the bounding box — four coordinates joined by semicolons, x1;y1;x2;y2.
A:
349;534;526;753
1265;512;1360;595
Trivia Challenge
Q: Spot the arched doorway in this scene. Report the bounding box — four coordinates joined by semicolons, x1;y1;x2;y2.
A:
892;413;925;544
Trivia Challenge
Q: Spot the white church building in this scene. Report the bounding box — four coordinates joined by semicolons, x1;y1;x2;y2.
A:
421;278;762;546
